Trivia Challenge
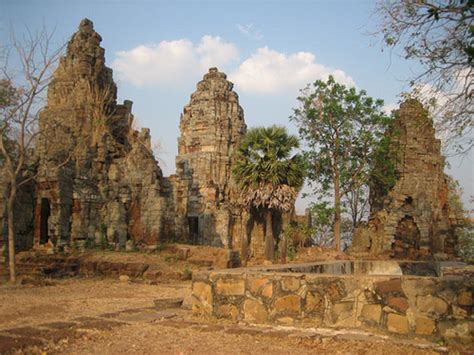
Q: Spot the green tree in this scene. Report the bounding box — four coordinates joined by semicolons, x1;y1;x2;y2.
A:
291;75;391;251
233;125;305;261
376;0;473;153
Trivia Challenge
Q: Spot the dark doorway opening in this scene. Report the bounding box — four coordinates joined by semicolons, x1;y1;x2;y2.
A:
188;217;199;244
40;198;51;244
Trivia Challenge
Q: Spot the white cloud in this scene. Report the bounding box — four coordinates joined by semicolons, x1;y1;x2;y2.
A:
237;23;263;40
112;36;239;87
229;47;355;94
197;35;239;70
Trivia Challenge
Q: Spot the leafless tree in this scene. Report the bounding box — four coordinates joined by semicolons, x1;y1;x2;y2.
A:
0;26;64;282
376;0;473;154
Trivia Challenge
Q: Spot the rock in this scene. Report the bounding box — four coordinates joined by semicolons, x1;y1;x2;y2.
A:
274;295;301;314
374;279;402;296
386;297;409;313
360;304;382;324
153;298;183;310
243;299;268;323
125;240;135;252
261;283;273;299
217;304;239;320
249;277;269;294
416;295;448;317
332;302;353;322
216;278;245;296
457;290;472;306
192;282;213;315
281;277;300;292
305;292;324;313
415;316;435;335
387;313;410;334
119;275;129;283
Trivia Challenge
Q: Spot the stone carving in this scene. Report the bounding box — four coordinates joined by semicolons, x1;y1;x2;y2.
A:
351;99;459;259
170;67;247;246
34;19;167;249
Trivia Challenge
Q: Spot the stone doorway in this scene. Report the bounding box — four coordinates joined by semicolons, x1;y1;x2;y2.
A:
188;217;199;244
392;215;420;258
39;198;51;244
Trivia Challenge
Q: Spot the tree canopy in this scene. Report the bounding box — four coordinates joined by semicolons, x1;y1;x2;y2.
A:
233;125;305;260
291;75;392;251
376;0;473;153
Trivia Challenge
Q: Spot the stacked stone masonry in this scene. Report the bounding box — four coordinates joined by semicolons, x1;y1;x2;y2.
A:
0;19;288;258
351;99;460;259
192;265;473;341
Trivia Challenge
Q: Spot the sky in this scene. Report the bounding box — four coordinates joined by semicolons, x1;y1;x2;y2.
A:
1;0;472;213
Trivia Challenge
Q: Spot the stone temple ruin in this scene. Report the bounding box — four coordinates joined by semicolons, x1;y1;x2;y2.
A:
0;19;462;263
351;99;460;259
0;19;290;259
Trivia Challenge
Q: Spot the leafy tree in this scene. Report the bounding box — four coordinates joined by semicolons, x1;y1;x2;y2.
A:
376;0;473;153
233;125;305;261
291;75;391;251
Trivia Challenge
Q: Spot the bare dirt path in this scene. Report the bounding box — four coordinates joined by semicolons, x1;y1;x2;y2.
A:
0;278;466;354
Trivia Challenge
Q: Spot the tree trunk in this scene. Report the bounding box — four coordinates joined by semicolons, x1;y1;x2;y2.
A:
280;233;287;264
241;212;248;267
7;184;16;283
333;170;341;252
264;209;274;261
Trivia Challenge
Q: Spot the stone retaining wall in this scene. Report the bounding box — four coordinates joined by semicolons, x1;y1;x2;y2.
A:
192;269;473;342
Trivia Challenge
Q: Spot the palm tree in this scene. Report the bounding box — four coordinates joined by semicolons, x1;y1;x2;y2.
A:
233;125;305;261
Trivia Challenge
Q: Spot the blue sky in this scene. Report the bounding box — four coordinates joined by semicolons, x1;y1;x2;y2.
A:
2;0;472;212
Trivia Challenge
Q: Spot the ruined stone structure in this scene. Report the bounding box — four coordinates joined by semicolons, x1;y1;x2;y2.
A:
33;19;169;249
351;100;459;259
0;19;273;257
168;68;247;247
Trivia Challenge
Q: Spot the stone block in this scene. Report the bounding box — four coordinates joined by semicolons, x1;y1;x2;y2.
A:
217;304;239;320
332;302;353;322
262;283;273;299
216;278;245;296
281;277;300;292
360;304;382;324
243;299;268;323
276;317;295;325
415;316;435;335
416;295;448;317
457;291;472;306
387;297;409;314
274;295;301;314
387;313;410;334
305;292;324;313
249;277;269;294
192;282;213;315
375;279;402;296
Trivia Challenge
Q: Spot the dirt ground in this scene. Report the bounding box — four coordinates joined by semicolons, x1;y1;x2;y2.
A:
0;278;469;354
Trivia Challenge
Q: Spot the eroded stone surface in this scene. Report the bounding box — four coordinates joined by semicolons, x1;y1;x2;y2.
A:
351;99;461;259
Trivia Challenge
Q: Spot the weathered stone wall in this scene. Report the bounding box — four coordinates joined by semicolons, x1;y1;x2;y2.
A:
171;67;247;247
34;19;167;249
192;265;473;341
351;100;459;259
0;166;35;256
